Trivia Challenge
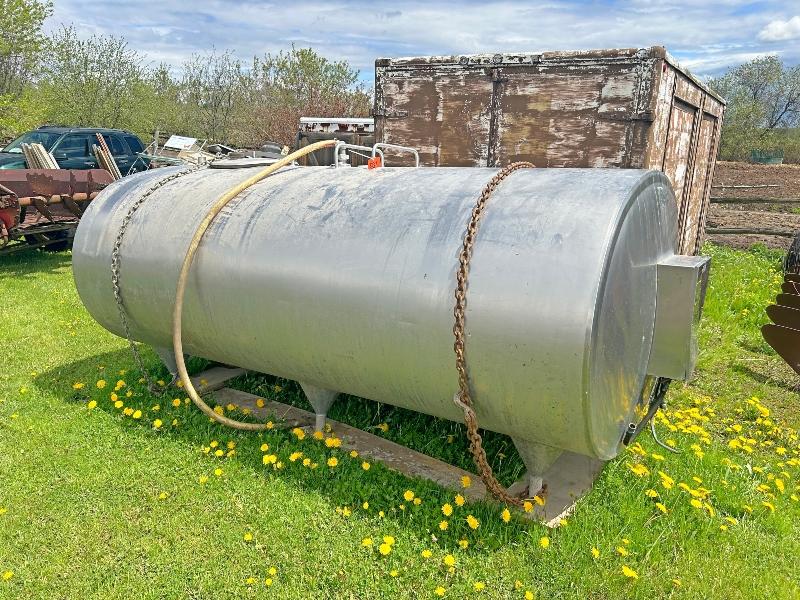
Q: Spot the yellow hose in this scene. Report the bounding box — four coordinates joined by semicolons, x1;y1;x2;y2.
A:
172;140;337;430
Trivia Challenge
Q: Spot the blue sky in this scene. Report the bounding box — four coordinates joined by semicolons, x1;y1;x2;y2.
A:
49;0;800;85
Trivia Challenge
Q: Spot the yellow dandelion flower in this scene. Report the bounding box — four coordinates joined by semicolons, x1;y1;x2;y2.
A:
621;565;638;579
439;520;448;531
87;400;97;410
461;475;472;488
2;571;13;581
403;490;415;502
325;437;342;448
256;398;265;408
421;549;432;558
435;586;446;596
501;508;511;523
245;577;256;585
474;582;485;591
362;461;371;470
413;497;422;506
689;498;703;509
132;410;142;419
362;502;369;510
312;430;324;440
158;492;168;500
762;501;776;512
327;457;339;468
455;494;465;507
533;495;545;506
210;441;219;448
264;578;273;586
591;547;600;559
379;543;392;556
525;592;534;600
213;405;224;415
383;535;395;546
214;468;223;477
628;463;650;477
289;451;303;462
616;546;629;556
458;539;469;549
539;537;550;549
198;475;208;484
303;458;311;467
361;537;373;547
153;419;163;429
260;443;269;452
655;502;668;514
645;489;659;498
123;407;133;416
227;441;235;450
466;514;480;530
263;454;277;465
350;450;359;458
443;554;456;567
215;449;224;457
724;516;738;525
442;503;453;517
672;579;681;587
377;422;389;433
73;382;85;390
523;500;533;513
390;570;399;577
243;532;253;542
96;379;107;389
172;398;181;408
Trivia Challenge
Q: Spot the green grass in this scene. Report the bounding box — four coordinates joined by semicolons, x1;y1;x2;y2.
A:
1;243;798;599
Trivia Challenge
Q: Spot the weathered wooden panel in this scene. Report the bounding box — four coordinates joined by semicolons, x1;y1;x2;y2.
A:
375;47;725;255
681;113;717;252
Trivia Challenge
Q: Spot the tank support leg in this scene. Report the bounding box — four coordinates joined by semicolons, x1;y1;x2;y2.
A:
154;346;182;381
510;439;562;497
300;383;339;432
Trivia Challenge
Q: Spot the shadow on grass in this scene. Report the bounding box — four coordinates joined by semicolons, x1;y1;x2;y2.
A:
0;248;73;278
731;362;800;393
35;346;541;552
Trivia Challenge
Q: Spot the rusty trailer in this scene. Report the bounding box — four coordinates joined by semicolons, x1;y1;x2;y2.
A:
374;46;725;255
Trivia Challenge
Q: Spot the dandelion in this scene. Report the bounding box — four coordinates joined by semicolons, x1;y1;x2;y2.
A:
442;503;453;517
246;577;256;585
455;494;465;507
616;546;629;557
443;554;456;567
379;543;392;556
501;508;511;523
260;443;269;452
458;539;469;550
264;578;273;586
591;547;600;559
762;501;776;513
325;437;342;448
523;501;533;513
377;422;389;433
153;419;163;429
689;498;703;509
0;508;6;515
361;538;373;547
215;450;224;457
302;458;311;467
313;431;324;440
539;537;550;549
213;406;224;416
263;454;277;465
214;468;223;477
413;497;422;506
525;592;535;600
533;495;545;506
292;427;306;440
435;586;446;596
655;502;668;514
73;382;85;390
466;514;480;530
421;549;432;558
96;379;107;389
645;489;659;498
621;565;639;579
327;457;339;468
87;400;97;410
289;452;303;462
461;475;472;488
199;475;208;484
132;410;142;419
628;463;650;477
403;490;415;502
158;492;168;500
362;461;371;471
349;450;359;458
2;571;13;581
383;535;395;546
390;570;399;577
439;521;448;531
474;582;485;591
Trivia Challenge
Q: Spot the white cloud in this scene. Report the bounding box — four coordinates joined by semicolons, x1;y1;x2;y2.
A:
759;16;800;42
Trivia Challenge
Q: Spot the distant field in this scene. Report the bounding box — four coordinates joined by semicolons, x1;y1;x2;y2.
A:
0;243;798;599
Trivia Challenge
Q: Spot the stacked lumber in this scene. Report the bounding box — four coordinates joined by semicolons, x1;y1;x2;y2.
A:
93;133;122;180
21;143;59;169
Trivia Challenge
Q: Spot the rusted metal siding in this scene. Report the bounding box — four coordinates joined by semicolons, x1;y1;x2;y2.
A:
375;46;725;254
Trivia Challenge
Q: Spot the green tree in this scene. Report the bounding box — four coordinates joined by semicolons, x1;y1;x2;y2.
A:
0;0;52;137
709;56;800;161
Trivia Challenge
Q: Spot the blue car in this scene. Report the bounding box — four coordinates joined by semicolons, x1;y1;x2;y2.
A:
0;125;148;174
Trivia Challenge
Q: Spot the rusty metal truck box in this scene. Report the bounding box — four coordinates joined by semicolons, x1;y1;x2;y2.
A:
374;47;725;255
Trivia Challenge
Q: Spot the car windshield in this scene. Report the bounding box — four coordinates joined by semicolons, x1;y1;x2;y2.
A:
3;131;62;153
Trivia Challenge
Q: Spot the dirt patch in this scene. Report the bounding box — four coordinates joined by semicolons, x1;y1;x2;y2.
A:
707;161;800;251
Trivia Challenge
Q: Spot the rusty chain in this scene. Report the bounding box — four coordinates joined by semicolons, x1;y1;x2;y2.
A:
452;161;535;506
111;165;202;394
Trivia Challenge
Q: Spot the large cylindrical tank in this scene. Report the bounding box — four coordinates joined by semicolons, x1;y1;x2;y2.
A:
73;165;680;461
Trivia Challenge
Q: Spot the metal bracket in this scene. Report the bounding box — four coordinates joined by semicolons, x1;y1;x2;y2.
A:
333;142;384;168
371;143;420;167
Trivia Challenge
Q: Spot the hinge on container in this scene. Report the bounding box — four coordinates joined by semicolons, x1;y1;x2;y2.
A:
373;108;409;119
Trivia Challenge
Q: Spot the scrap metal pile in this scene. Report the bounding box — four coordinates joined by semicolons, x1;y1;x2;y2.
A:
0;169;113;255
